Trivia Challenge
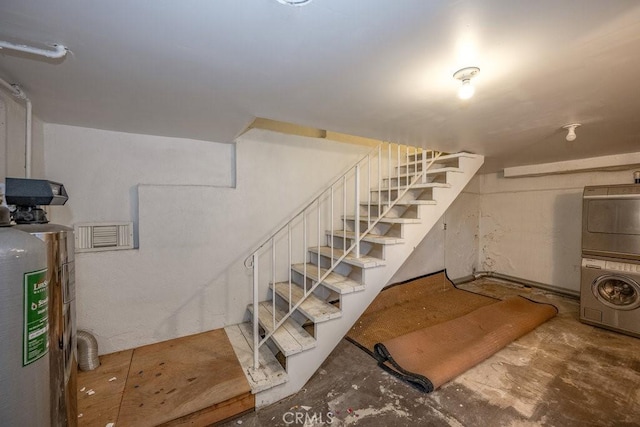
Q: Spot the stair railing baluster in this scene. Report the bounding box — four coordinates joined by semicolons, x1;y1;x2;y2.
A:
342;175;346;256
414;147;419;182
397;144;400;196
354;164;360;258
272;238;276;332
288;223;292;313
330;184;334;269
303;210;307;298
378;145;382;221
252;252;259;369
406;145;409;187
387;143;391;207
317;199;321;288
422;149;427;184
367;154;371;229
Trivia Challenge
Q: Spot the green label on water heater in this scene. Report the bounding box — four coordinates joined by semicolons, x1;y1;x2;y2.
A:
23;268;49;366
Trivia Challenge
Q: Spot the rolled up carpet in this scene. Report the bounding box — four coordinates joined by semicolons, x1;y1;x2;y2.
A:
373;296;557;392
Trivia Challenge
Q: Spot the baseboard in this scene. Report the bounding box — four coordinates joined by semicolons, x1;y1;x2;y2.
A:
452;271;580;300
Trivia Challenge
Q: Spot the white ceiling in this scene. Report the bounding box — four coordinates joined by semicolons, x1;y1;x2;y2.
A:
1;0;640;172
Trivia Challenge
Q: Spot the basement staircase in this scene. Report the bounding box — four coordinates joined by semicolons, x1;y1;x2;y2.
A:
225;143;483;407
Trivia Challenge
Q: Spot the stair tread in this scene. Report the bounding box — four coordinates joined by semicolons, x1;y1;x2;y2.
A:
393;166;463;174
365;199;436;206
371;182;451;192
248;302;316;357
434;152;479;160
343;215;421;225
271;282;342;323
291;263;365;294
327;230;404;245
308;246;386;268
224;323;289;394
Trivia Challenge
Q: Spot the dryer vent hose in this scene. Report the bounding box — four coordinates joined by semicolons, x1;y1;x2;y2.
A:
77;330;100;371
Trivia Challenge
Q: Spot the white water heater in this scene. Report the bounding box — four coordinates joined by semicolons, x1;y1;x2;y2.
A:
0;227;50;426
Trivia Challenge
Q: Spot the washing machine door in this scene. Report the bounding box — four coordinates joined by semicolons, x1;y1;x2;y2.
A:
592;274;640;310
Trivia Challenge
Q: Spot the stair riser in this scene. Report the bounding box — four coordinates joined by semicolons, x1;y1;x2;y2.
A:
271;286;340;325
382;171;449;187
344;220;404;238
371;187;434;204
310;251;358;270
358;203;416;219
290;268;362;291
405;155;463;169
326;236;387;260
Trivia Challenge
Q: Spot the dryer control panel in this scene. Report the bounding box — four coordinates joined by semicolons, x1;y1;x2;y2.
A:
582;258;640;272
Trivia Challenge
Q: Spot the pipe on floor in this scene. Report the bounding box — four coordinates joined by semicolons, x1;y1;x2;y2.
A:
77;330;100;371
453;270;580;299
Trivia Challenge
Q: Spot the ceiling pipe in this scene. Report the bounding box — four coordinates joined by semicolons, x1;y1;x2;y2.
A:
0;77;33;178
0;41;68;59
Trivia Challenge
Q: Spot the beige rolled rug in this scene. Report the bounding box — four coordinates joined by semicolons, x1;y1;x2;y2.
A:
373;296;558;392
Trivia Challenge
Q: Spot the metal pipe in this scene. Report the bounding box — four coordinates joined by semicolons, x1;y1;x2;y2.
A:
0;41;68;59
0;78;32;178
453;270;580;299
77;330;100;371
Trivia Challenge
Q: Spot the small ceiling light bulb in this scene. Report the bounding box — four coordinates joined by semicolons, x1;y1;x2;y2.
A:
458;79;475;100
453;66;480;100
563;123;581;141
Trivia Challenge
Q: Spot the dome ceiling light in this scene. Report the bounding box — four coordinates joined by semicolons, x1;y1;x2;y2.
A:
453;66;480;100
276;0;313;6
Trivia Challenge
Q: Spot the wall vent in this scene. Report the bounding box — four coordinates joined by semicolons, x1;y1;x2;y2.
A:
75;222;134;252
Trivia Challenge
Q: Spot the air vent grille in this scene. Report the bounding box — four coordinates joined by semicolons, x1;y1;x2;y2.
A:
75;222;134;252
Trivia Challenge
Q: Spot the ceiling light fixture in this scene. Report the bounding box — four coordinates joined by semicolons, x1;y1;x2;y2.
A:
276;0;313;6
453;66;480;100
563;123;581;141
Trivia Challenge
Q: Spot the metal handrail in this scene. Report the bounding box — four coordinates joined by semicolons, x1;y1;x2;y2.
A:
247;142;442;369
243;144;383;269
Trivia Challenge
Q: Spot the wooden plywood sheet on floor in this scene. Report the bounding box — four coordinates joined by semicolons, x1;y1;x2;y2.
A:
117;329;253;426
77;349;133;426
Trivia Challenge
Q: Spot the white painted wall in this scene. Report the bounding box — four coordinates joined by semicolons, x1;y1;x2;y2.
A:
388;176;481;284
44;125;370;354
478;169;640;292
39;117;640;354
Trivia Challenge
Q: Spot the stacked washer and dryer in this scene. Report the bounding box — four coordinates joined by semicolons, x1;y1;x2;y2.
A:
581;184;640;338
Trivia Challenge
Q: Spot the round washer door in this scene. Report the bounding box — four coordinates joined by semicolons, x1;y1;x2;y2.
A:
591;274;640;310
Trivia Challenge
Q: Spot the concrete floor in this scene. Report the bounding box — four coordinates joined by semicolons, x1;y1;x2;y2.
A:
221;278;640;427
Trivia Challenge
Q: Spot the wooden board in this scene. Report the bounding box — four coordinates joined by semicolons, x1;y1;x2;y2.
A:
160;391;254;426
117;329;252;427
224;323;289;393
77;349;133;426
